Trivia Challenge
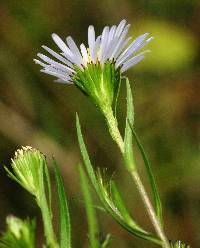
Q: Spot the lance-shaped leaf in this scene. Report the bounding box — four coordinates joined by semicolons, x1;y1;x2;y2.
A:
124;78;135;171
79;165;100;248
76;114;161;245
52;159;71;248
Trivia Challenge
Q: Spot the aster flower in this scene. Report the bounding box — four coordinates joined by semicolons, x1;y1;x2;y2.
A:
34;19;153;111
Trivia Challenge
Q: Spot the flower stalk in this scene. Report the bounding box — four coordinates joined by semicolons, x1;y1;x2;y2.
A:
104;107;170;248
102;106;124;153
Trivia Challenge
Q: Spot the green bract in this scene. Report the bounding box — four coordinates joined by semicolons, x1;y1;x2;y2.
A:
5;146;45;198
73;61;121;112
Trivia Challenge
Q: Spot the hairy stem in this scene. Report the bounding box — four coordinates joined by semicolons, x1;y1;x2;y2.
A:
131;171;170;248
104;106;170;248
102;106;124;153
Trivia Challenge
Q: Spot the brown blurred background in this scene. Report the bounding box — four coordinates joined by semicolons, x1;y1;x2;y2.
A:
0;0;200;247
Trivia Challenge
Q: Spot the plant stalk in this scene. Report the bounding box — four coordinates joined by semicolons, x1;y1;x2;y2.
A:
131;171;170;248
37;197;59;248
103;106;170;248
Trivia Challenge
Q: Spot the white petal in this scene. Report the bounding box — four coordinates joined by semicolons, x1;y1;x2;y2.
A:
80;43;89;65
108;25;116;44
52;33;74;60
121;52;147;72
66;36;83;64
34;59;47;67
44;65;71;76
103;25;117;61
99;26;109;63
88;25;96;63
52;34;83;67
37;53;74;73
54;78;73;84
42;45;73;68
123;36;153;61
93;36;101;62
116;33;150;65
115;19;126;38
41;68;70;80
104;36;119;60
110;24;130;60
113;37;132;63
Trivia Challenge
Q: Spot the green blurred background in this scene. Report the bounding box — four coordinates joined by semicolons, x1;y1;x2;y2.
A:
0;0;200;247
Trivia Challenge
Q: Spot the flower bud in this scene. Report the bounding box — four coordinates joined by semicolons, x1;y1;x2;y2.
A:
6;146;45;198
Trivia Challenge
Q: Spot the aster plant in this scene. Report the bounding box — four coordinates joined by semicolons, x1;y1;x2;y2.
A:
0;19;191;248
35;19;170;247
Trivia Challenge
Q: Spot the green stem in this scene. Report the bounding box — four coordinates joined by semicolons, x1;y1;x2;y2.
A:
102;106;124;153
37;162;59;248
103;107;170;248
38;198;59;248
131;171;170;248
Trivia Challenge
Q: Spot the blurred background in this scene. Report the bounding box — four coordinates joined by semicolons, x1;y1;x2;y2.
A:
0;0;200;247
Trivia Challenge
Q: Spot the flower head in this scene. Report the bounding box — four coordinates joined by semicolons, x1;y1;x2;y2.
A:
34;19;153;111
5;146;45;198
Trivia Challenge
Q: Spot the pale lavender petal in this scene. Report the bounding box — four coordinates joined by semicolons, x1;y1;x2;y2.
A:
110;24;130;60
66;36;83;64
121;51;148;72
88;25;96;63
80;43;89;65
93;36;101;62
116;33;151;65
99;26;109;63
52;33;74;59
115;19;126;38
42;45;73;68
37;53;74;72
34;59;47;68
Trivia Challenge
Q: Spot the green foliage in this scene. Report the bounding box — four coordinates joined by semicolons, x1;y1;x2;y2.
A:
129;123;163;226
79;165;100;248
38;158;58;248
124;78;135;171
0;216;36;248
76;114;161;245
52;159;71;248
123;78;163;226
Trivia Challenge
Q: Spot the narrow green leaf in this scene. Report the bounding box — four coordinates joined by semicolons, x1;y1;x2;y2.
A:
76;114;101;195
128;121;163;226
76;113;161;245
38;160;58;248
52;159;71;248
79;165;99;248
111;181;140;228
124;78;135;171
113;69;121;117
